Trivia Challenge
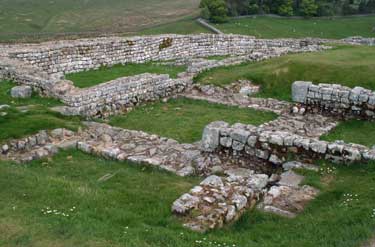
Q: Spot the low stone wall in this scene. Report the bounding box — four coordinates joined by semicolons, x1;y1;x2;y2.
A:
54;73;191;117
201;121;375;165
292;81;375;119
342;36;375;46
6;34;323;75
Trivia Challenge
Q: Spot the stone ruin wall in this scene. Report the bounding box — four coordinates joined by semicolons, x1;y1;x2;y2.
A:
0;34;326;117
292;81;375;120
6;34;319;76
201;121;375;166
57;73;190;117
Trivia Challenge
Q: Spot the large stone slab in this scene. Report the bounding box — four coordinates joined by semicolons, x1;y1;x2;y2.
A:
292;81;312;103
11;85;32;98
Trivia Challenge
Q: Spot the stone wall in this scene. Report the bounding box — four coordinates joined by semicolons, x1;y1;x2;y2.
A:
342;36;375;46
6;34;322;75
201;121;375;165
292;81;375;119
54;73;191;117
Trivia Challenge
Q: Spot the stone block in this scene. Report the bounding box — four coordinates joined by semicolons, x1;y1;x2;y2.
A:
11;86;32;98
292;81;312;103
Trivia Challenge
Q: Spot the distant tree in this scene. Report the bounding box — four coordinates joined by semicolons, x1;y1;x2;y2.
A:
300;0;318;16
343;0;358;14
200;0;229;23
278;0;294;16
248;3;260;14
201;6;211;19
358;0;368;13
248;0;260;14
367;0;375;13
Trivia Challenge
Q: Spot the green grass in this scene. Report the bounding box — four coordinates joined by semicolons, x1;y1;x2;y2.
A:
0;0;200;42
109;98;277;143
214;16;375;39
0;81;81;142
321;120;375;147
195;45;375;101
139;17;210;35
66;63;187;88
1;149;375;246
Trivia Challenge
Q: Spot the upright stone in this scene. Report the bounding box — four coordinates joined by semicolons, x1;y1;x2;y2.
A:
201;121;228;152
292;81;312;103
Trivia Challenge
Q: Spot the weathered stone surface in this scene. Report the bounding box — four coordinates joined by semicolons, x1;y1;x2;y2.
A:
11;85;32;98
201;121;228;152
293;81;375;120
278;171;304;188
292;81;312;103
282;161;319;172
261;185;319;217
172;170;268;232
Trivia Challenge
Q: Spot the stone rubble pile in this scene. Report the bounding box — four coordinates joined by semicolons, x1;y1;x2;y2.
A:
1;128;79;163
172;170;269;232
201;121;375;165
292;81;375;119
258;170;319;218
259;113;337;138
184;81;291;114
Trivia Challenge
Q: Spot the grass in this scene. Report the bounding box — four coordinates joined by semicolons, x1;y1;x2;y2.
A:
214;16;375;39
109;98;277;143
66;63;187;88
1;149;375;246
0;81;81;142
139;17;210;35
195;45;375;101
0;0;200;42
321;120;375;147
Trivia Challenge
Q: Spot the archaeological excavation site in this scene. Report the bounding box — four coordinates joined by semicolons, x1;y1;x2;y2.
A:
1;33;375;246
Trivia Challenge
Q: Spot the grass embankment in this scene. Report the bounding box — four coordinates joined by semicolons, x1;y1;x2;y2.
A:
66;63;187;88
109;98;277;143
0;150;375;247
0;81;81;142
195;45;375;101
214;16;375;39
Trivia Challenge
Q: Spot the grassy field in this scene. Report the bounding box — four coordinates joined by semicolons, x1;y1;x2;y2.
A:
109;98;277;143
1;150;375;247
195;45;375;101
0;0;200;41
214;16;375;39
321;120;375;147
66;63;187;88
0;81;81;142
139;17;210;35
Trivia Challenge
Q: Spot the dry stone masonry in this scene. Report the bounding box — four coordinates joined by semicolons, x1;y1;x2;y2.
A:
2;34;375;233
0;34;328;117
201;121;375;165
292;81;375;119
